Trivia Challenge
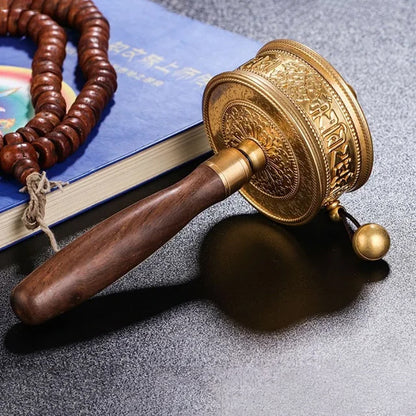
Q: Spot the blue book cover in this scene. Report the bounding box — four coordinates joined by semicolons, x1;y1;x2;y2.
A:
0;0;260;244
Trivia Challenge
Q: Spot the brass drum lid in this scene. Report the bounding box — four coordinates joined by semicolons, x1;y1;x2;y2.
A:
203;40;373;225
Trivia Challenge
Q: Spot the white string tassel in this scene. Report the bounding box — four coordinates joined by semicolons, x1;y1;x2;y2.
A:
19;171;68;252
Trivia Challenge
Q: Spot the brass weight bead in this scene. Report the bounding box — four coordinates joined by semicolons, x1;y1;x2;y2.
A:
326;200;390;260
352;223;390;261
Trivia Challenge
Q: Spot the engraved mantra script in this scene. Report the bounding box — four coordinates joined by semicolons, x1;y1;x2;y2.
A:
222;102;299;198
241;53;356;200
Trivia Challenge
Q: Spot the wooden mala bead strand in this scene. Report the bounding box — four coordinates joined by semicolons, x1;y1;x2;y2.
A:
0;0;117;175
31;0;117;152
0;0;116;251
0;7;67;184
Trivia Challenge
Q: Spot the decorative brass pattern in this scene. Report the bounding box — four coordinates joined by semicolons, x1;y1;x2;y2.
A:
263;39;373;192
202;40;373;225
221;101;299;199
239;50;358;202
203;74;323;224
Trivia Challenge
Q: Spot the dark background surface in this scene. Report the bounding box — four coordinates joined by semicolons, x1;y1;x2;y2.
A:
1;0;415;415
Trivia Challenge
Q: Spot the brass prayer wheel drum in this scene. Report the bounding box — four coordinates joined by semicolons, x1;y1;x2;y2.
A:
203;39;373;224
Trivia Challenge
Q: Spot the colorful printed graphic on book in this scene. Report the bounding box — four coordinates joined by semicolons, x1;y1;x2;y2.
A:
0;66;76;135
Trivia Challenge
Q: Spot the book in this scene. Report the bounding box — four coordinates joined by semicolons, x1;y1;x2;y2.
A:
0;0;260;250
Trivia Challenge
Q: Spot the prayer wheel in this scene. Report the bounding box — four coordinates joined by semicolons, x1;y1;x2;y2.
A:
11;40;390;325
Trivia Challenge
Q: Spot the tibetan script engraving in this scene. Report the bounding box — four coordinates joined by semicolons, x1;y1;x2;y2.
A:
241;52;356;200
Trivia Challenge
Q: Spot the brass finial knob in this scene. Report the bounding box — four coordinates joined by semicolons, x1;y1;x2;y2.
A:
327;200;390;261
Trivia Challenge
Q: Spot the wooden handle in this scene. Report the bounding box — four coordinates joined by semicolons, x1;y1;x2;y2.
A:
11;164;226;325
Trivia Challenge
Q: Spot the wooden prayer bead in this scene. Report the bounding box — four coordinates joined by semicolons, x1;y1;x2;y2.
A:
38;27;66;44
10;0;32;9
78;37;109;56
32;136;58;169
26;11;51;40
46;131;72;160
82;17;110;32
13;158;40;184
7;2;26;36
55;124;81;152
79;55;108;75
0;2;11;36
81;55;108;76
88;83;112;105
85;69;117;92
78;86;106;109
40;0;58;17
74;2;98;17
39;26;64;42
77;11;108;27
63;116;89;143
74;7;102;29
70;102;98;125
82;85;107;109
85;59;115;74
31;73;61;94
37;41;66;58
35;90;66;113
92;71;117;94
86;77;115;100
29;0;46;11
76;95;101;122
17;9;36;34
3;132;24;145
54;0;73;23
74;97;104;123
40;35;66;51
66;107;95;133
27;113;57;136
30;84;58;106
34;46;65;65
0;142;38;174
32;60;63;79
39;111;61;127
67;1;93;27
17;126;39;143
83;21;109;32
36;102;66;120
